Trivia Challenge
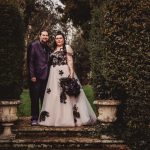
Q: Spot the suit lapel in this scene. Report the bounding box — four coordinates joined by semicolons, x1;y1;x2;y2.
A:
37;41;46;54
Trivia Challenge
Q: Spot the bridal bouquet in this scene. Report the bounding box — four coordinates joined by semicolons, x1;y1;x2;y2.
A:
60;77;80;96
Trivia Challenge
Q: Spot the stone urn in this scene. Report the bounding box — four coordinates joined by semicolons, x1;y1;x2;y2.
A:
93;100;120;125
0;100;21;139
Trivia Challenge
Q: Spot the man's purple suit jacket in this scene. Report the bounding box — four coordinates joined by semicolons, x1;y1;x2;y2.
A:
28;40;50;80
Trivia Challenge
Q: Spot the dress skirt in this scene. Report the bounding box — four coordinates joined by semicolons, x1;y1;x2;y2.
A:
38;64;97;127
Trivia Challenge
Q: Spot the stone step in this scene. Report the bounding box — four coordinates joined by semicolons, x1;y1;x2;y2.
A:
0;117;130;150
14;126;97;138
0;136;125;150
13;117;99;138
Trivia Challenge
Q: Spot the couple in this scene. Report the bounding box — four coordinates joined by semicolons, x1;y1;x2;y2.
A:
28;30;97;127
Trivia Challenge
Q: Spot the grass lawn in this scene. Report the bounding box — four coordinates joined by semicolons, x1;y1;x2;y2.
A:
18;89;31;116
18;85;96;116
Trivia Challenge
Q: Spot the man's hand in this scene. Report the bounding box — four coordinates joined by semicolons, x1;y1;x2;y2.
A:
31;77;36;82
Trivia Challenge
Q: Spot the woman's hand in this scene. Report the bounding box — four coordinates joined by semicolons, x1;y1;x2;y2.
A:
69;71;74;78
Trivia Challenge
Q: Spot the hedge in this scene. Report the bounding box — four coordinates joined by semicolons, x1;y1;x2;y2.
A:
0;4;24;99
89;0;150;149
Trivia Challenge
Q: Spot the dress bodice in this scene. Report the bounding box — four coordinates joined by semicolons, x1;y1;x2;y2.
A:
50;49;67;67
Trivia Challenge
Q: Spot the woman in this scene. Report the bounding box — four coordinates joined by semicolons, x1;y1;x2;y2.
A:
38;31;97;127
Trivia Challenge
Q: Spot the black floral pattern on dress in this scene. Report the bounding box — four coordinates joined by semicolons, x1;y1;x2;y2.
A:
73;104;80;123
39;111;49;122
60;90;67;104
50;51;67;67
47;88;51;94
59;70;64;76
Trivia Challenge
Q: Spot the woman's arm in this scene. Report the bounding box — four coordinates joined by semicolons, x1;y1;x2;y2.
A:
66;45;74;78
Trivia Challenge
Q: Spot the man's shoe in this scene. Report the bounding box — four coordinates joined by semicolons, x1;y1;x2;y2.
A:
31;120;38;126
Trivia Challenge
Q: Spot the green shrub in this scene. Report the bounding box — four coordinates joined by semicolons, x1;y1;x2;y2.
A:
103;0;149;149
89;0;150;149
0;4;24;99
72;33;91;85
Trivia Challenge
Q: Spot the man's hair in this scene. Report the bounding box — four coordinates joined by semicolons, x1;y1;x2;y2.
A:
40;30;49;35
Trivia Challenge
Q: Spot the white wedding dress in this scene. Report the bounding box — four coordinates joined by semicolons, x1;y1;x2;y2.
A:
38;45;97;127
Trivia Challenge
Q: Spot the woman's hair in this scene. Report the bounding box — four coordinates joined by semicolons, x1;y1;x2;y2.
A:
53;31;66;51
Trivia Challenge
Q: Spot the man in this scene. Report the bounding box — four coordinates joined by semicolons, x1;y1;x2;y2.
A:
27;30;51;125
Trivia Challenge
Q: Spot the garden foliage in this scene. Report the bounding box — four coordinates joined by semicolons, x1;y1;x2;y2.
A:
0;4;24;99
89;0;150;149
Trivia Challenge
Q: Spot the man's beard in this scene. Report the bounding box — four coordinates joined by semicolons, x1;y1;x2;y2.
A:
41;39;48;44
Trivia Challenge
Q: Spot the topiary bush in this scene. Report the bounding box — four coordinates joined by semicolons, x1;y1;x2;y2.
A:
89;0;150;149
88;1;125;101
0;4;24;100
103;0;150;149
